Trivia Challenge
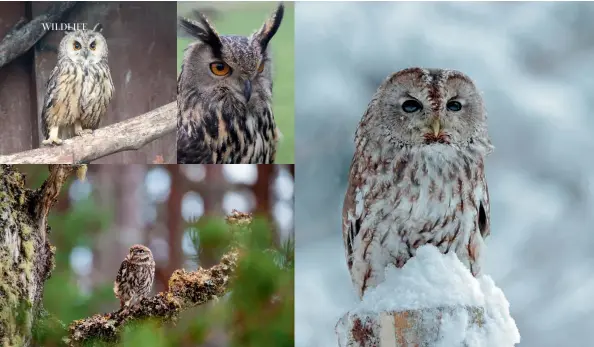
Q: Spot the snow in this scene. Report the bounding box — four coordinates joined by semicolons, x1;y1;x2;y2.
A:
356;246;484;313
342;245;520;346
296;2;594;346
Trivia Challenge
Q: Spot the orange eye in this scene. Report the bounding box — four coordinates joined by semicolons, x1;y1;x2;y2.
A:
209;62;231;76
73;41;82;50
257;62;265;73
90;41;96;51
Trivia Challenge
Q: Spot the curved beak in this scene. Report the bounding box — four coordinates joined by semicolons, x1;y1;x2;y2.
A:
82;49;89;59
431;117;441;136
243;80;252;102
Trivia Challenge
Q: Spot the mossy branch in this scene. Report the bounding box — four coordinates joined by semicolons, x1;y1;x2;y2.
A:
36;165;87;243
65;211;253;346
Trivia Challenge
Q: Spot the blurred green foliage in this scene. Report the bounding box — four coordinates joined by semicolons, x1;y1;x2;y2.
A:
31;184;293;346
34;192;114;346
177;2;295;164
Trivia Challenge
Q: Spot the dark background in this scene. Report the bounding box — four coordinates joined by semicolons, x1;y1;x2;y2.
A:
0;2;177;163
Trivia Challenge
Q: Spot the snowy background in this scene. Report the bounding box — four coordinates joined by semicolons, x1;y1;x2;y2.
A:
294;2;594;347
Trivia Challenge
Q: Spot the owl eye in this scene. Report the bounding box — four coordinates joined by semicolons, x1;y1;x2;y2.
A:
257;62;265;73
73;41;82;50
446;101;462;112
402;100;422;113
90;41;96;51
209;62;232;76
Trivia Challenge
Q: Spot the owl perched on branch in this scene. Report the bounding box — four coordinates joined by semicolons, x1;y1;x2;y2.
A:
342;68;494;299
41;23;114;145
177;3;284;163
114;245;155;309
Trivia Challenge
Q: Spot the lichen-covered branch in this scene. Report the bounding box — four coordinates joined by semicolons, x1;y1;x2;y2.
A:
65;211;253;346
0;102;177;164
0;2;77;69
36;165;87;244
0;164;84;347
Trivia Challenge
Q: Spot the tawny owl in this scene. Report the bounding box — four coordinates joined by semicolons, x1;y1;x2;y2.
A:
114;244;155;309
41;23;114;146
176;3;284;163
342;67;494;299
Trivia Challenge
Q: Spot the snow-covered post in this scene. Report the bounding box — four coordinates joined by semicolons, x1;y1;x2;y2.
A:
335;246;521;347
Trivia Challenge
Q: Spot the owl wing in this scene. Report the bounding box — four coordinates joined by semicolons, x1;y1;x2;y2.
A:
342;157;365;271
113;258;130;297
41;65;62;138
177;113;213;164
477;168;490;239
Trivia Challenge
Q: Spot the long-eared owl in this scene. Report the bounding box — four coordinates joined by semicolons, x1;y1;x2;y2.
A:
41;23;114;145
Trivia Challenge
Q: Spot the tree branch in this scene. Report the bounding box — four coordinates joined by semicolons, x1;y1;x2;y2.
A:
0;2;77;69
36;165;87;244
0;102;177;164
65;211;253;346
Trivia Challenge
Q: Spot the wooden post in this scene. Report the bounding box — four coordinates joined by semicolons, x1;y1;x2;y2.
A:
337;306;485;347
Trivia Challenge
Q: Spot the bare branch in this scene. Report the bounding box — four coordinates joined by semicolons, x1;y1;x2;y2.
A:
65;211;253;346
0;102;177;164
0;2;77;69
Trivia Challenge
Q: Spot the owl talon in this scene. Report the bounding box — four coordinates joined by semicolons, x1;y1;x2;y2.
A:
42;137;63;146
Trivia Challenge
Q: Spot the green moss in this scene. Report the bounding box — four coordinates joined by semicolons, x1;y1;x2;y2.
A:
18;192;26;206
0;166;53;346
22;240;34;261
19;261;33;282
0;248;21;347
20;224;32;237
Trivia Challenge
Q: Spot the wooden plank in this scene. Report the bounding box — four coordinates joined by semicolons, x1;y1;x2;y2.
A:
0;2;35;155
32;2;176;163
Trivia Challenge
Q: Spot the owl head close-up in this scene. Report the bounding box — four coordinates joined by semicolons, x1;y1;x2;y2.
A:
360;67;491;152
128;244;153;264
178;3;284;103
59;23;109;64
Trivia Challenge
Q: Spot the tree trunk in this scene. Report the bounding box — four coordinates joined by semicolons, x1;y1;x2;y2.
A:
0;164;82;346
336;306;485;347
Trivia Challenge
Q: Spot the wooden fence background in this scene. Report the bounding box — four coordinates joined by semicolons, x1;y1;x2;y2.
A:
0;2;177;163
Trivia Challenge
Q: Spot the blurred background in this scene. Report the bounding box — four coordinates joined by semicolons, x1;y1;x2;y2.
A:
294;2;594;347
16;164;294;346
177;2;295;164
0;2;177;163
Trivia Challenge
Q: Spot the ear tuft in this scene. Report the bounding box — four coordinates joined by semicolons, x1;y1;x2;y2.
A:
93;23;103;32
254;2;284;52
179;12;223;58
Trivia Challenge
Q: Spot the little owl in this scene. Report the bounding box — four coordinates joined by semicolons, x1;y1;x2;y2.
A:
342;67;494;299
114;244;155;309
41;23;114;145
176;3;284;163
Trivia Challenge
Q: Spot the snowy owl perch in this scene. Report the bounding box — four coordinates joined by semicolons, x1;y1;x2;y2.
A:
335;246;520;347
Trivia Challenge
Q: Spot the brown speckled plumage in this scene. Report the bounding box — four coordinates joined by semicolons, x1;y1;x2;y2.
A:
114;244;155;309
342;68;494;299
177;4;284;163
41;24;114;145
